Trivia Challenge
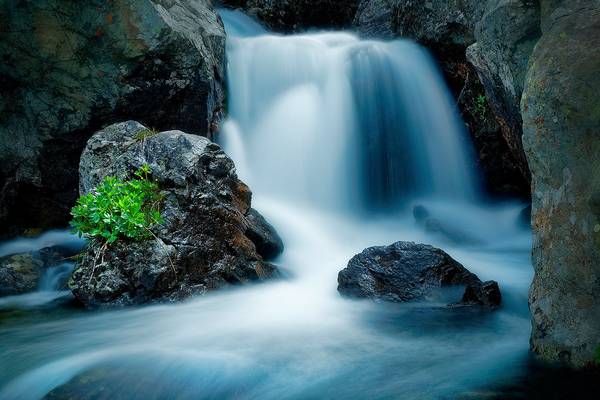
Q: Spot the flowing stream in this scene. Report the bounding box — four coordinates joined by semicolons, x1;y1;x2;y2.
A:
0;11;532;399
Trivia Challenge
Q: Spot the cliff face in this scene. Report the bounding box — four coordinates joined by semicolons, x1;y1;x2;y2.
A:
523;0;600;367
0;0;225;237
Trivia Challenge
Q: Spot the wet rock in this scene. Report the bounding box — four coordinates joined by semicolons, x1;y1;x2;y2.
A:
0;0;225;238
412;205;480;245
522;0;600;367
359;0;483;48
221;0;358;32
337;241;501;308
0;254;44;296
466;0;540;198
70;121;282;308
245;208;284;260
461;280;502;308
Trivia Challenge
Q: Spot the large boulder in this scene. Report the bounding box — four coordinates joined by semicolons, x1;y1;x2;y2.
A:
522;0;600;367
70;121;283;307
0;0;225;238
337;241;501;308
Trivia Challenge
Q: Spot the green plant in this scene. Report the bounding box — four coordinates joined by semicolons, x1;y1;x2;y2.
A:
134;127;159;142
475;94;487;121
70;165;163;243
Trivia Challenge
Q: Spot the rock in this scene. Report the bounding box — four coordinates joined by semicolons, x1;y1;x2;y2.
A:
337;241;501;308
0;0;225;238
70;121;281;308
0;253;44;296
374;0;484;50
412;205;481;245
221;0;358;32
461;280;502;308
245;208;284;260
466;0;540;197
522;0;600;368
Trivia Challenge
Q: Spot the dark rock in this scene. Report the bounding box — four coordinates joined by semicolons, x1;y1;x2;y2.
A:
0;0;225;238
466;0;540;198
70;121;281;308
245;208;284;260
220;0;358;32
462;280;502;308
522;0;600;368
0;253;44;296
413;205;481;245
337;241;500;308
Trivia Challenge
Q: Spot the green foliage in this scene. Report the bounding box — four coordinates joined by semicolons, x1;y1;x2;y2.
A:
70;165;163;243
595;346;600;365
475;94;487;121
134;127;159;141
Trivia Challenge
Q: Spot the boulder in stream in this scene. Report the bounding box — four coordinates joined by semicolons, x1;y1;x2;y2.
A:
70;121;283;308
0;254;44;296
337;241;501;308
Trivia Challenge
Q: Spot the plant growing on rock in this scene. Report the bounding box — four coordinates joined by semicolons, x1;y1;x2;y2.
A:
70;164;163;244
474;94;487;121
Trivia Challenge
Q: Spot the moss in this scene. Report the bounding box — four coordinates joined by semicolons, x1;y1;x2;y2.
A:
134;127;159;141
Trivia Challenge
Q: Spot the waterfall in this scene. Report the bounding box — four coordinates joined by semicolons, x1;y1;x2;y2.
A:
0;10;533;400
220;10;479;213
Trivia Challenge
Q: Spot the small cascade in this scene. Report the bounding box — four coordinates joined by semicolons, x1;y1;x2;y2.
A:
38;263;74;292
219;10;479;213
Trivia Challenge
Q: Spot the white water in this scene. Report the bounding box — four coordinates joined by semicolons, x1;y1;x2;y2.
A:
0;11;532;399
0;231;83;308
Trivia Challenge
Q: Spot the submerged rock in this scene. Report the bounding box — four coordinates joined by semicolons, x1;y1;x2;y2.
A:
412;205;481;245
337;241;500;308
0;0;225;238
0;254;44;296
70;121;283;308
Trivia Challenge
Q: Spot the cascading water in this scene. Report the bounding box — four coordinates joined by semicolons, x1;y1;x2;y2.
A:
0;231;83;308
221;10;478;211
0;10;533;400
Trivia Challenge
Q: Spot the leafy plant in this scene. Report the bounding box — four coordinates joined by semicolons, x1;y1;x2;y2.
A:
134;127;159;142
474;94;487;121
70;165;163;243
